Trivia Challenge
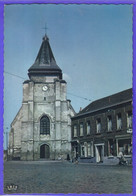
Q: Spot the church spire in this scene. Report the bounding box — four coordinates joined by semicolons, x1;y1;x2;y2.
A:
28;34;62;79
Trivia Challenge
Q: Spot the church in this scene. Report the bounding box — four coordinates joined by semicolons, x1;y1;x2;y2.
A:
8;34;75;161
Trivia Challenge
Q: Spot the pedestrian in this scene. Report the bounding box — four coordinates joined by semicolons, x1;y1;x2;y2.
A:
75;157;78;164
119;151;127;165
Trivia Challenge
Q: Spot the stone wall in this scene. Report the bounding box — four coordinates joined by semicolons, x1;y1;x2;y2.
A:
9;77;75;161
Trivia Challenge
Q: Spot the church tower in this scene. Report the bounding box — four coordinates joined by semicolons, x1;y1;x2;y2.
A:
8;35;75;161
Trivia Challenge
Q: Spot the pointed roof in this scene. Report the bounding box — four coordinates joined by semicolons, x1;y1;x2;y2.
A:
28;34;62;79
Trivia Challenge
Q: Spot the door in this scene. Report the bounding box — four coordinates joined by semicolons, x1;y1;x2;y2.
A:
95;144;104;162
40;144;50;158
98;146;102;162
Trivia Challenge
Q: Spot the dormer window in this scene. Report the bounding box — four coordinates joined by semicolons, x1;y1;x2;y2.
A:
107;116;112;131
86;121;91;135
117;113;122;130
127;111;132;128
96;118;101;133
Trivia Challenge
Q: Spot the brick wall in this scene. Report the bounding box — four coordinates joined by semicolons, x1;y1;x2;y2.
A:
72;101;132;141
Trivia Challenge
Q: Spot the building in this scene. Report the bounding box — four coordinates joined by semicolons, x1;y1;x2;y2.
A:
8;34;75;161
71;88;132;164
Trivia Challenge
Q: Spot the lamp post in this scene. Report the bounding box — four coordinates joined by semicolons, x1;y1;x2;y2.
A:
4;128;9;149
6;127;8;150
4;127;9;161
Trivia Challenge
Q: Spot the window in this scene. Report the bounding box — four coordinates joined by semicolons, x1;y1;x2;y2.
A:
96;118;101;133
80;123;84;136
87;143;91;156
81;144;85;156
40;115;50;134
127;111;132;128
107;116;112;131
73;125;77;137
87;142;94;157
86;121;91;135
117;113;122;130
118;139;132;155
108;139;114;156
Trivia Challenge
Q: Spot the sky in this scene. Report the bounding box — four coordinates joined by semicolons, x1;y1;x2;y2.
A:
4;4;132;149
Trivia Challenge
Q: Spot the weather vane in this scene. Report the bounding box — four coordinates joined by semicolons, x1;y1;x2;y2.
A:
42;23;48;35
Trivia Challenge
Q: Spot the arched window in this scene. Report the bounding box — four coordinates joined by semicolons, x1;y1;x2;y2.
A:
40;115;50;135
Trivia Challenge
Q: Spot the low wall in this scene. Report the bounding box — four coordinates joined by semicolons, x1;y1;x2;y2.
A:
79;157;96;163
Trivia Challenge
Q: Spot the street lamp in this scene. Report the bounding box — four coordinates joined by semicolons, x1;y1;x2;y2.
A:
4;127;9;150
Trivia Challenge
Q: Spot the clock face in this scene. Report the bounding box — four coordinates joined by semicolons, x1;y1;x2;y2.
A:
42;85;48;91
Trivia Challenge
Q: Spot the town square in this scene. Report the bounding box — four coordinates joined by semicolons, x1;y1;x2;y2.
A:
3;3;133;195
4;160;132;194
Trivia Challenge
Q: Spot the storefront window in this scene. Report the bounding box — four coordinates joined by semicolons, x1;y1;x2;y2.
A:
87;142;94;157
81;145;85;156
87;143;91;156
118;139;132;155
108;139;114;156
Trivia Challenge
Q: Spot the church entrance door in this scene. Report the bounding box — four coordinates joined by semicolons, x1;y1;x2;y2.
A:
40;144;50;158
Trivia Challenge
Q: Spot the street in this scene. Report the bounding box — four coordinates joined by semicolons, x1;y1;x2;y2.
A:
4;161;132;194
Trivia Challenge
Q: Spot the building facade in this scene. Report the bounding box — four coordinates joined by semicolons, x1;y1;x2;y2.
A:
8;35;75;161
71;89;132;164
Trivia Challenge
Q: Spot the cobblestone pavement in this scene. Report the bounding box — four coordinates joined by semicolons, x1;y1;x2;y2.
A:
4;161;132;194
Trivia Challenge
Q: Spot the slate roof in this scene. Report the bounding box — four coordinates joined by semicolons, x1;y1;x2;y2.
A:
28;34;62;79
74;88;132;118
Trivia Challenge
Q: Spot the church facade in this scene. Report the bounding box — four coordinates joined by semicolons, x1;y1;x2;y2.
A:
8;35;75;161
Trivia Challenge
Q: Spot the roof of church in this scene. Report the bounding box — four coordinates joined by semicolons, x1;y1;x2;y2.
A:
28;34;62;79
73;88;132;118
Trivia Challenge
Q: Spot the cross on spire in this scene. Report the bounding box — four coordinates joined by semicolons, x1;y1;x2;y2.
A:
42;23;48;35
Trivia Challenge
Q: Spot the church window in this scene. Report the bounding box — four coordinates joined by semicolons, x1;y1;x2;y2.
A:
40;115;50;134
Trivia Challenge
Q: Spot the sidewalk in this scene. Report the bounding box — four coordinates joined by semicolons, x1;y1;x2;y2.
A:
5;159;132;167
62;159;132;167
